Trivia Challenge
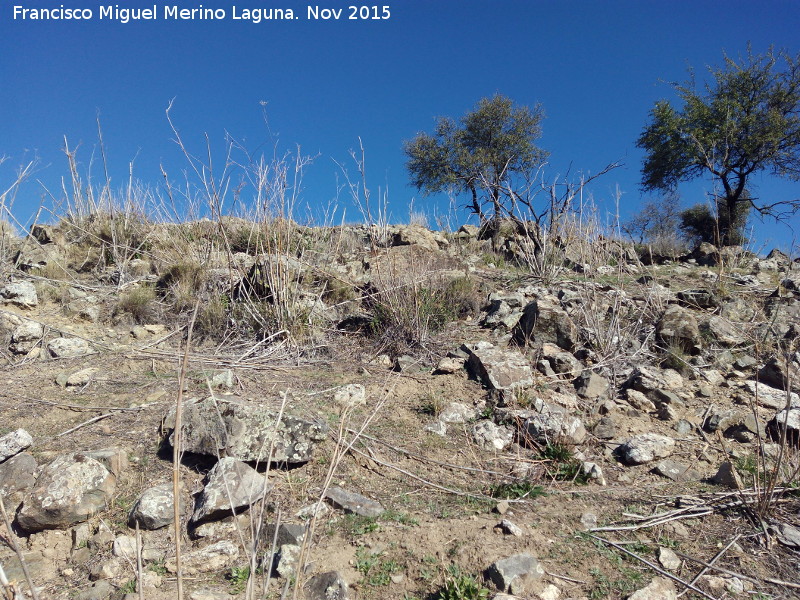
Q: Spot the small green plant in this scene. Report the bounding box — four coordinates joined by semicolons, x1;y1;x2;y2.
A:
488;480;545;499
354;547;401;587
148;559;168;576
119;580;137;594
433;565;489;600
539;442;591;484
588;566;646;599
227;565;251;593
418;392;446;417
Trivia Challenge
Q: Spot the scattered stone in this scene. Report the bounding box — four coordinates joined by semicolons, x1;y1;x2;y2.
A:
189;591;233;600
711;461;743;489
304;570;352;600
770;522;800;548
466;345;534;391
582;462;606;485
264;522;307;548
768;407;800;446
434;356;465;374
89;556;124;581
295;501;330;520
536;584;561;600
163;395;328;464
628;577;677;600
166;540;239;575
472;421;513;451
424;421;448;436
657;547;681;571
61;367;98;387
653;459;700;482
513;299;579;350
17;452;116;532
550;352;583;377
522;404;586;445
486;553;544;595
324;486;384;517
657;304;702;354
574;371;609;399
210;369;235;389
76;580;114;600
333;383;366;409
706;315;745;346
0;428;33;462
496;519;523;537
744;380;800;410
0;280;38;307
9;320;44;354
619;434;675;465
625;389;656;412
277;543;301;578
580;512;598;530
592;416;616;440
439;402;476;424
47;337;93;358
112;535;138;560
0;452;37;495
192;457;272;523
760;357;800;393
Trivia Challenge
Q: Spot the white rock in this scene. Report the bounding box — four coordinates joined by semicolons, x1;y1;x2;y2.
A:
0;428;33;462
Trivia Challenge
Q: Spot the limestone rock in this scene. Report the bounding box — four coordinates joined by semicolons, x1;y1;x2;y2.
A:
657;304;701;354
333;384;366;409
706;315;745;346
304;571;352;600
513;299;579;350
742;380;799;410
653;459;700;482
192;457;272;523
17;453;116;532
47;337;93;358
324;486;384;517
657;547;681;571
768;407;800;446
522;404;586;445
439;402;476;424
486;552;544;594
466;345;534;391
0;281;38;308
472;421;514;451
629;577;677;600
163;395;328;464
0;452;37;495
129;483;179;530
759;357;800;393
166;540;239;575
9;320;43;354
574;371;609;399
619;434;675;465
0;428;33;462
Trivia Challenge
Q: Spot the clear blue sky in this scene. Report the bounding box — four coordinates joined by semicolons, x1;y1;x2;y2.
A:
2;0;799;250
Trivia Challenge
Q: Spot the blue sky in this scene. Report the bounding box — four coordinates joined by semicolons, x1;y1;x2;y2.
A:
2;0;799;250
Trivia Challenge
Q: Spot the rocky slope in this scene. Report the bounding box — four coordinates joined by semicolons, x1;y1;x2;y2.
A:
0;218;799;600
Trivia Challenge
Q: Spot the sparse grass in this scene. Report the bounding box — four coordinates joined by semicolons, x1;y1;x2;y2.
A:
488;481;545;499
226;564;251;593
114;284;158;324
354;546;402;587
539;442;591;484
432;565;489;600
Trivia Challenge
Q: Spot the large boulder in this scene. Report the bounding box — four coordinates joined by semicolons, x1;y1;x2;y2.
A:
163;395;328;464
520;403;586;445
17;453;116;532
128;483;180;530
619;434;675;465
0;281;38;308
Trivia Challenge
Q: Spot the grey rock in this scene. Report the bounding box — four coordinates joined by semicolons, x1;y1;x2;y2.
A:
47;337;93;358
0;281;38;308
704;409;741;433
434;356;465;374
192;457;272;523
625;389;656;412
166;540;239;575
768;407;800;445
324;486;384;517
657;547;681;571
0;452;37;496
711;461;743;488
425;421;448;436
486;552;544;594
129;483;179;530
657;304;701;354
9;320;43;354
706;316;745;346
580;512;598;530
17;452;116;532
333;384;366;409
277;543;301;578
76;580;114;600
0;428;33;462
472;421;514;451
771;522;800;549
513;299;579;350
264;522;308;548
619;434;675;465
653;459;701;482
439;402;476;424
628;577;677;600
628;366;671;395
304;571;352;600
760;357;800;393
551;352;583;377
497;519;523;536
651;388;684;407
592;416;616;440
210;369;235;389
522;403;586;445
583;462;606;485
163;395;328;464
574;371;609;399
466;345;534;391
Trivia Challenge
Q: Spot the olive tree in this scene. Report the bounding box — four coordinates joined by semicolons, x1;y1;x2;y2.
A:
404;94;549;222
637;46;800;245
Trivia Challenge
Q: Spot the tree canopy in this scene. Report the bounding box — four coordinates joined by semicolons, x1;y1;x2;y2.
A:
637;46;800;244
404;94;549;222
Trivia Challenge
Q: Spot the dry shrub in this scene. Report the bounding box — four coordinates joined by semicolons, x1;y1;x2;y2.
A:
115;285;158;324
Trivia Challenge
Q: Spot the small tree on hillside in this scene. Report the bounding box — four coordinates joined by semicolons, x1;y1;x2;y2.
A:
404;94;549;222
637;46;800;244
679;200;751;247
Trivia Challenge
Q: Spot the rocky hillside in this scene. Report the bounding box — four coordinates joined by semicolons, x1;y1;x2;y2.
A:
0;215;799;600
